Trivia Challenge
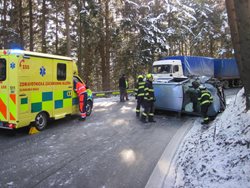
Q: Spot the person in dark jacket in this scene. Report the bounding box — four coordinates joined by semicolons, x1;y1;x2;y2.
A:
125;78;129;101
134;75;145;117
198;85;213;124
141;73;156;123
119;74;126;102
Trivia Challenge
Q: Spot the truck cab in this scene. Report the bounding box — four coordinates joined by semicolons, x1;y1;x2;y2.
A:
152;60;183;81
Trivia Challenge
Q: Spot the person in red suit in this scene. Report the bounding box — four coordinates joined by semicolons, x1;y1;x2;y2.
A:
74;80;87;121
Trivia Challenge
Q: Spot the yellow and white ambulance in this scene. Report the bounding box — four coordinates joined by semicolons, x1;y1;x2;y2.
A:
0;49;93;130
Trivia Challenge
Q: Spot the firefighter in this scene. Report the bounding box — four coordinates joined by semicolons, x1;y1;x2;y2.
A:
188;81;200;113
74;80;87;121
134;75;145;117
141;73;156;123
198;85;213;124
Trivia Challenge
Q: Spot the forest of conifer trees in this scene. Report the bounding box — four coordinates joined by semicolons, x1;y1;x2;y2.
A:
0;0;233;91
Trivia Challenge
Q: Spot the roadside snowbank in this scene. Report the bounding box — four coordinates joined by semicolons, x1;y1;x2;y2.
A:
165;88;250;188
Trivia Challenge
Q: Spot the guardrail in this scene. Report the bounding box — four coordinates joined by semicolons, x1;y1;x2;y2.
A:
93;89;135;97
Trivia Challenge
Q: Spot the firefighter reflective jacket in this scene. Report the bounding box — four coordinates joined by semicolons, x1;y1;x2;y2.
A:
144;80;155;101
198;89;213;106
135;79;145;98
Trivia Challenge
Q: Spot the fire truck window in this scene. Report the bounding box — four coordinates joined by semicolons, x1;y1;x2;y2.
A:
57;63;66;80
0;59;6;81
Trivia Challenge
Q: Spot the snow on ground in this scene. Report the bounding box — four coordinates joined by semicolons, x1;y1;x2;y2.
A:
165;88;250;188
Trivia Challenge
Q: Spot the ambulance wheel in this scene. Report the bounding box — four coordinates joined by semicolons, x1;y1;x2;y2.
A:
35;112;48;131
86;100;93;116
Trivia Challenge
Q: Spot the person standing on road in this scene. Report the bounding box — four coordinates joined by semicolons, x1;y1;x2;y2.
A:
125;78;129;101
198;85;213;124
134;75;145;117
141;73;156;123
74;79;87;121
119;74;126;102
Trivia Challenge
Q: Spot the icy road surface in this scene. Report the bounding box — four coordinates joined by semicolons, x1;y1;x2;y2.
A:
0;98;190;188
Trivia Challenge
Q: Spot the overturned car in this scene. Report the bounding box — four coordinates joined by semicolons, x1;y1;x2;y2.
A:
153;77;226;117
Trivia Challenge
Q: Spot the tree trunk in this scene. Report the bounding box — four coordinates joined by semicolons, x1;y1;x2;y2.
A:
234;0;250;109
99;31;107;90
29;0;33;51
65;0;71;56
77;0;84;79
168;1;173;56
55;8;59;54
19;0;24;48
3;0;7;48
226;0;250;109
98;0;111;91
42;0;47;53
10;0;19;48
209;34;214;57
104;0;111;90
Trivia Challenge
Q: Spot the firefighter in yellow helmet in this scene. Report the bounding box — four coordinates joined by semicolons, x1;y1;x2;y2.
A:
198;85;213;124
134;75;145;117
141;73;156;123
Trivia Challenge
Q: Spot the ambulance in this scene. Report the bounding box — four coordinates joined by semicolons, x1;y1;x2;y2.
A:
0;49;93;130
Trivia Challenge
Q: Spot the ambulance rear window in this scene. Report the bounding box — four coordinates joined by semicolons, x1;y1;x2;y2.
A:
57;63;66;80
0;59;6;81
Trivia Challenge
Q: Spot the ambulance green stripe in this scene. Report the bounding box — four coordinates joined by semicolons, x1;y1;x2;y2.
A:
55;100;63;109
72;97;78;105
42;92;53;101
63;90;71;99
21;98;28;104
31;102;42;113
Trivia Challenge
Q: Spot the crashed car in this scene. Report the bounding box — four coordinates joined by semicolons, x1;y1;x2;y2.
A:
153;76;226;117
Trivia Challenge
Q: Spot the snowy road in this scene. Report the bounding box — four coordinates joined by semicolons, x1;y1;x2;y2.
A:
0;98;190;188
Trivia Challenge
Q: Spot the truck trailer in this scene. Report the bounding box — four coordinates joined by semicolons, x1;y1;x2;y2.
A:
153;56;241;88
214;58;241;88
0;49;93;131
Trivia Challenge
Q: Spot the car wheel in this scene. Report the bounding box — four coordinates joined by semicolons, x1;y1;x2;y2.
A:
35;112;48;131
86;100;93;116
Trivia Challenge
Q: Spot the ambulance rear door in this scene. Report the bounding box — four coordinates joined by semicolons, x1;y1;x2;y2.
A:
0;55;18;128
0;57;9;127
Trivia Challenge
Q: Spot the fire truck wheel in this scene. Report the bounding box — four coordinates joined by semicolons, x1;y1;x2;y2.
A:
35;112;48;131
